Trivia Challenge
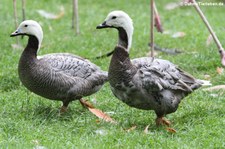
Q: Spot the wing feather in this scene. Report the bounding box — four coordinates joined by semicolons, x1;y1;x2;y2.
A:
132;57;201;92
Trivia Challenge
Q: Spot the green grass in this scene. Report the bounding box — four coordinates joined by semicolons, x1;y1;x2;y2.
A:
1;0;225;148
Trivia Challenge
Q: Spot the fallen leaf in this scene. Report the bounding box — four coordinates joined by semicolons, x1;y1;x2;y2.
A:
203;85;225;91
166;127;177;133
199;80;212;86
216;67;224;75
88;108;116;123
172;32;186;38
37;6;64;19
79;99;116;123
163;30;171;35
209;93;218;97
79;99;95;108
95;129;108;136
31;140;39;145
33;146;47;149
204;74;211;80
165;2;180;10
126;125;137;132
206;34;213;46
144;125;150;134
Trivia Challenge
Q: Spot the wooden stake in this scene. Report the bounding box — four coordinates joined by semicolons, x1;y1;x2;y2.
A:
22;0;26;21
13;0;19;44
150;0;154;57
72;0;80;34
191;0;224;51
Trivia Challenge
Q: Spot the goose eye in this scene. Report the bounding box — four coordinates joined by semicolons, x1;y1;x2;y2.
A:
24;25;28;27
112;16;117;19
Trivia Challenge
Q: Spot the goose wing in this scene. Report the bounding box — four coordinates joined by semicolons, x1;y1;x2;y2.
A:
38;53;107;80
132;57;201;92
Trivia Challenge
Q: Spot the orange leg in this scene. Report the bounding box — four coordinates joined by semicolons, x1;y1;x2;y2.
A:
60;101;70;114
155;117;171;126
60;105;68;113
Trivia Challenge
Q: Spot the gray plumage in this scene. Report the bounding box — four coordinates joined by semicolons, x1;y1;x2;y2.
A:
97;11;202;125
11;20;107;111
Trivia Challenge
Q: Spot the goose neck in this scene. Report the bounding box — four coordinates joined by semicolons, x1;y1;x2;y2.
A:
23;35;40;58
117;26;132;52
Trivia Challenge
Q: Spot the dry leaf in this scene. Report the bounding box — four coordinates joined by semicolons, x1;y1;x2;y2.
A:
126;125;137;132
95;129;108;136
172;32;186;38
204;74;211;80
200;80;212;86
80;99;116;123
203;85;225;91
88;108;116;123
163;30;171;35
166;127;177;133
216;67;224;75
37;6;64;19
209;93;218;97
206;34;213;46
144;125;150;134
165;2;180;10
31;140;39;145
34;146;47;149
80;99;95;108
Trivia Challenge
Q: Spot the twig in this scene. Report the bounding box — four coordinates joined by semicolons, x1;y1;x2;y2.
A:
148;43;182;55
13;0;19;44
72;0;80;34
22;0;26;21
191;0;224;52
150;0;154;57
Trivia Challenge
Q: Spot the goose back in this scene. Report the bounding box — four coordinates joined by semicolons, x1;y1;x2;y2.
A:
109;46;202;114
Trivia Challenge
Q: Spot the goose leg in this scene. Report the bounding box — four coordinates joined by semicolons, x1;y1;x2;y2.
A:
79;99;95;109
60;101;69;113
155;116;171;126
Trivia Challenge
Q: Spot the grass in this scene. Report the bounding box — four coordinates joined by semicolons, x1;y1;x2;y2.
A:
0;0;225;148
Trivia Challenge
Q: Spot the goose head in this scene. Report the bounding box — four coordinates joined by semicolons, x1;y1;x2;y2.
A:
10;20;43;50
97;10;133;51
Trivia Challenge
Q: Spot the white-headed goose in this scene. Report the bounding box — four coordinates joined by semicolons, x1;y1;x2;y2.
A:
97;11;203;126
10;20;108;112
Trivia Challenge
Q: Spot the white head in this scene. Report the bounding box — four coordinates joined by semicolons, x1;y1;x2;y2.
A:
10;20;43;50
97;10;133;51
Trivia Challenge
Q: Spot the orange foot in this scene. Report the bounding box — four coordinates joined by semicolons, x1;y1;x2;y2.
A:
60;105;67;114
155;117;171;126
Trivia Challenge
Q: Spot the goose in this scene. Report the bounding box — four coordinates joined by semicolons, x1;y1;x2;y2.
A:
10;20;108;112
96;11;203;126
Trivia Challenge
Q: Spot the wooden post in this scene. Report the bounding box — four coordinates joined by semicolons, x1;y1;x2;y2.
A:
22;0;25;21
191;0;224;51
72;0;80;34
13;0;19;44
150;0;154;57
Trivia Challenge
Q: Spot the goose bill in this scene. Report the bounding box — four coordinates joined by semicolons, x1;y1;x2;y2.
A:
96;21;112;29
10;29;25;37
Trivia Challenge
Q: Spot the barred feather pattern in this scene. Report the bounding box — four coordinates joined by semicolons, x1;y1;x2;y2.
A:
18;36;107;105
109;46;202;116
